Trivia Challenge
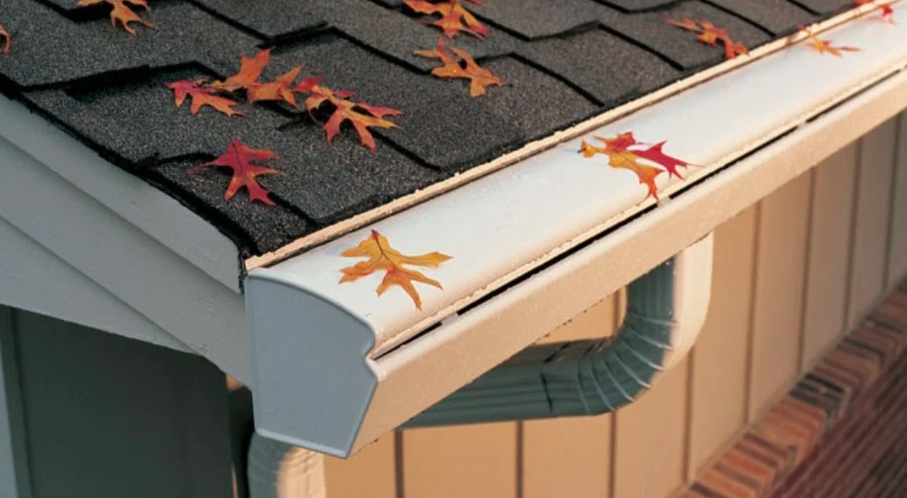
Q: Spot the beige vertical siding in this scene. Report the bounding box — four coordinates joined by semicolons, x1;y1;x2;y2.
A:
848;121;899;327
887;115;907;289
522;297;617;498
325;433;397;498
801;145;859;368
687;206;757;478
325;114;906;498
748;172;812;419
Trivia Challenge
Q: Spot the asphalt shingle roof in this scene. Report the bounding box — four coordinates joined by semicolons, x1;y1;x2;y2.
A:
0;0;853;257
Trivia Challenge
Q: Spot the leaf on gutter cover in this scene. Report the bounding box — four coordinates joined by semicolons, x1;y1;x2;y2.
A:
415;37;503;97
404;0;489;39
798;26;861;56
76;0;155;36
665;18;749;60
580;132;691;202
854;0;895;23
296;80;402;152
165;80;246;117
188;139;283;205
0;22;9;55
340;230;452;310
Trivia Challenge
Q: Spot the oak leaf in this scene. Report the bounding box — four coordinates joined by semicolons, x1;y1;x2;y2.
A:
0;22;9;55
165;80;245;117
405;0;489;39
209;49;272;93
340;230;452;310
665;18;748;60
300;83;402;152
798;26;860;56
76;0;154;36
854;0;895;23
415;37;503;97
188;139;283;205
247;66;303;107
580;132;691;201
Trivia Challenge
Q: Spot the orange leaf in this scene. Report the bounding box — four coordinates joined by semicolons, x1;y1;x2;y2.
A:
798;26;861;56
76;0;154;36
340;230;452;310
0;22;9;55
415;37;503;97
209;49;272;93
188;139;283;205
301;84;402;152
854;0;895;23
165;80;245;117
247;66;303;107
404;0;489;39
580;132;692;201
665;18;748;60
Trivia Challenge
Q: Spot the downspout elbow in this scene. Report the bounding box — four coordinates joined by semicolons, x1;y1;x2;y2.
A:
406;233;714;427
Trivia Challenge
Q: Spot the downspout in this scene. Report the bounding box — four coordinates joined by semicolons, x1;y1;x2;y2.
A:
406;233;713;427
247;433;327;498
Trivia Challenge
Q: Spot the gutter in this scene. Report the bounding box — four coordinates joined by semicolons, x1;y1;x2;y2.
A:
245;2;907;459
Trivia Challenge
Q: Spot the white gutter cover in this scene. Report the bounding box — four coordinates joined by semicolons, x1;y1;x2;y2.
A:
246;3;907;458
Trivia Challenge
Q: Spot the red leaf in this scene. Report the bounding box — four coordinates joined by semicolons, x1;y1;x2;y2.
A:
854;0;895;23
165;80;245;117
246;66;303;107
415;37;503;97
188;139;283;205
665;18;749;60
0;22;10;55
404;0;489;39
301;84;402;152
76;0;154;36
633;141;689;180
209;49;272;93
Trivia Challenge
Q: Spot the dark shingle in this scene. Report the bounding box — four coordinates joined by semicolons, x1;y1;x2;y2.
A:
788;0;855;15
707;0;815;35
186;0;327;40
473;0;603;39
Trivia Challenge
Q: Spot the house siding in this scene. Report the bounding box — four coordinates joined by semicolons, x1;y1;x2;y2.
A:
0;113;904;498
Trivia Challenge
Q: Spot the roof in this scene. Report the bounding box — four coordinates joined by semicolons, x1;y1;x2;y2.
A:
0;0;850;258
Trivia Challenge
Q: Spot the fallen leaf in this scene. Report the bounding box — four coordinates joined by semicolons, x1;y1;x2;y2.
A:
0;22;9;55
165;80;245;117
76;0;154;36
340;230;452;310
415;37;503;97
665;18;748;59
798;26;861;56
853;0;895;23
210;49;272;93
300;83;402;152
580;132;691;201
405;0;489;39
188;139;283;205
247;66;303;107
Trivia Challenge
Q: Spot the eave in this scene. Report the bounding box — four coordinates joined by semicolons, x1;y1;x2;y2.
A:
0;1;905;458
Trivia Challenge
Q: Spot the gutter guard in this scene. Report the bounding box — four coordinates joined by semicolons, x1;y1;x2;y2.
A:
407;234;712;427
245;3;907;459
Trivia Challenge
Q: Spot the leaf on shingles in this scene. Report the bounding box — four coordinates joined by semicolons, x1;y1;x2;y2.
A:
165;80;245;117
340;230;452;310
798;26;861;56
665;18;748;60
579;132;691;202
853;0;895;23
209;49;272;93
0;22;9;55
76;0;154;36
188;139;283;205
415;37;503;97
208;49;302;107
404;0;489;39
297;81;402;152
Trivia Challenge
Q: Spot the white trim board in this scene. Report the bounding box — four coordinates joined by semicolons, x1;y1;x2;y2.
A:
0;216;189;352
0;134;251;383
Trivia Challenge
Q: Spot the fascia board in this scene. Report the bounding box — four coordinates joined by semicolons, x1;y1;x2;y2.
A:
0;94;243;293
0;215;190;352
